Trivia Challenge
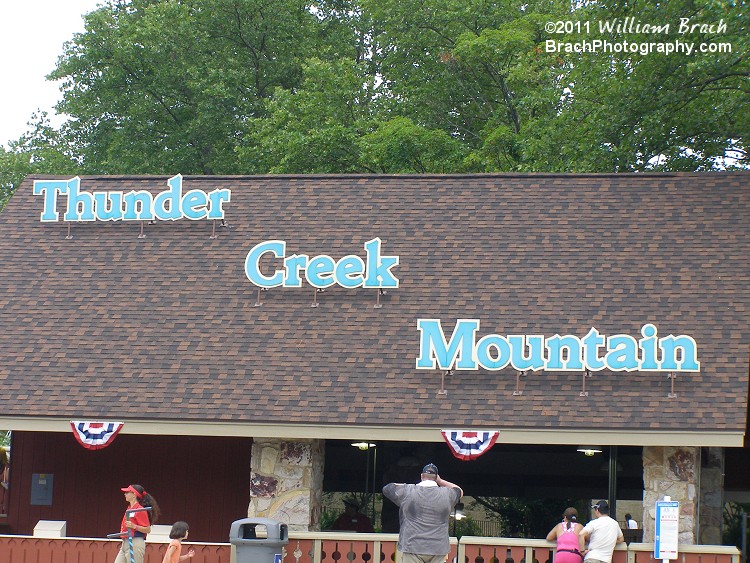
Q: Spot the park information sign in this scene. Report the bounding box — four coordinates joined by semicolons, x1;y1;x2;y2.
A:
655;498;680;560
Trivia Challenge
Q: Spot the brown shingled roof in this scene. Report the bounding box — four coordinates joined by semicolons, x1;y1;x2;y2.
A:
0;173;748;438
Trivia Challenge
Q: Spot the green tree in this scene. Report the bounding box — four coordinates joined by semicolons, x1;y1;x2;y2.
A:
48;0;352;175
0;113;81;209
0;148;30;210
453;515;482;540
359;116;469;173
529;0;749;171
240;59;470;173
363;0;748;172
474;497;580;539
238;58;369;173
722;501;750;548
361;0;572;171
1;0;748;205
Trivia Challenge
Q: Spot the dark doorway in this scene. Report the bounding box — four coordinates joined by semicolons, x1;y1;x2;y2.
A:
325;441;644;499
324;440;644;533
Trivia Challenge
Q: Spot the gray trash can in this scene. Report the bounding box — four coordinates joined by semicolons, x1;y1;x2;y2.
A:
229;517;289;563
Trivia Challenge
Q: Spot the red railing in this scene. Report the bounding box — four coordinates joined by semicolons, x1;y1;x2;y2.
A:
0;535;229;563
458;537;740;563
283;532;436;563
0;533;738;563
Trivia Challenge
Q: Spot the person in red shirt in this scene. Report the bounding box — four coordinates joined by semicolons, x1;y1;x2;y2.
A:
114;484;161;563
331;499;374;532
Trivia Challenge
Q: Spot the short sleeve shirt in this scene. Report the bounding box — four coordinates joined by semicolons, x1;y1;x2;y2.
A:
166;539;182;563
583;516;621;563
382;482;461;556
120;502;150;538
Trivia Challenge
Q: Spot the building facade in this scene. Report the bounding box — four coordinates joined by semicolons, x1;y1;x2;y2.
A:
0;173;748;543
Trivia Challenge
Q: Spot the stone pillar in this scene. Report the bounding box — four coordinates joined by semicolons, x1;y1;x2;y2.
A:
698;447;724;545
643;446;699;545
248;438;325;531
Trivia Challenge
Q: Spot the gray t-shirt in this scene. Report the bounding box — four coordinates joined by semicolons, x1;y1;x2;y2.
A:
382;482;461;556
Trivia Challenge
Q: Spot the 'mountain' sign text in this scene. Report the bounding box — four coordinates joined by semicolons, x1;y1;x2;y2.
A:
416;320;699;373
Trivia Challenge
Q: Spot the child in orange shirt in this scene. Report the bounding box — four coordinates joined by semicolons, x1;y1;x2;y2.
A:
162;521;195;563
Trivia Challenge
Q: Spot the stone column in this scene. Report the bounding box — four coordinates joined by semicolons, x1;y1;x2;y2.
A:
643;446;699;545
248;438;325;531
698;447;724;545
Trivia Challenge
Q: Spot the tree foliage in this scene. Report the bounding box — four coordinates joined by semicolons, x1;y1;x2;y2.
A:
46;0;344;175
538;0;750;172
0;113;80;208
474;496;581;539
1;0;748;208
722;501;750;548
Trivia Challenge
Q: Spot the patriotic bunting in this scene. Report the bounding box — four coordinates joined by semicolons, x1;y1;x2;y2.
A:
441;430;499;460
70;421;124;450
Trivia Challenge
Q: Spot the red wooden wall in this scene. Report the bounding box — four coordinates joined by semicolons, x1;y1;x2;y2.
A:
1;431;252;542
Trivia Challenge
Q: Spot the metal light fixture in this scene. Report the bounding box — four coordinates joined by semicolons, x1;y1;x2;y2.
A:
451;502;465;536
577;446;603;456
454;502;465;520
351;442;376;450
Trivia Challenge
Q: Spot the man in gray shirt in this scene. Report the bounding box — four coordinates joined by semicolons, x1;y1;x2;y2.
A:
382;463;463;563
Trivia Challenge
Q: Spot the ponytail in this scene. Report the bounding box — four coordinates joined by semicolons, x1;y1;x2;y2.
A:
562;507;579;531
140;491;161;524
130;484;161;524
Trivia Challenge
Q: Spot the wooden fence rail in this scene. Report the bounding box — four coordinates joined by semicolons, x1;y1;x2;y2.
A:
0;532;739;563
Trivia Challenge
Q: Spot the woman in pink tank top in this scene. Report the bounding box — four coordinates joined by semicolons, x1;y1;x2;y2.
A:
546;507;584;563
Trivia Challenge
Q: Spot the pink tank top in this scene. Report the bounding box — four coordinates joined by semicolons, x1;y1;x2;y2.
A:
556;522;580;552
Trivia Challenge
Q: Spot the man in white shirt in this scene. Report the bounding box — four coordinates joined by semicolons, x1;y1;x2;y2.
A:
579;500;625;563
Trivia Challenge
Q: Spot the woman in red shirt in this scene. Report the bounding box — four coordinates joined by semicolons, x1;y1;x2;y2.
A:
114;484;161;563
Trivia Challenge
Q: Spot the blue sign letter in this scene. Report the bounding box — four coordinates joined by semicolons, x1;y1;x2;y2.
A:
245;240;285;287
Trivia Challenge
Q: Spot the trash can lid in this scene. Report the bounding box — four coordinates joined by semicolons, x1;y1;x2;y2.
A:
229;518;288;542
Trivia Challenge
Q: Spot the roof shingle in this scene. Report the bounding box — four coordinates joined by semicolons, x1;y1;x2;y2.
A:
0;173;748;436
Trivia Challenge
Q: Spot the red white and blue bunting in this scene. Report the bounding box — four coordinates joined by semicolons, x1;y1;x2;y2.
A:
70;421;124;450
441;430;499;460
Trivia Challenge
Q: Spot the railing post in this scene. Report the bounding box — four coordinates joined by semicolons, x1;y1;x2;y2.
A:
742;512;747;563
313;538;323;563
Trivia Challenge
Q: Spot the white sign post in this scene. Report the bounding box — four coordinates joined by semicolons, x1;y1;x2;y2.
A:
655;496;680;562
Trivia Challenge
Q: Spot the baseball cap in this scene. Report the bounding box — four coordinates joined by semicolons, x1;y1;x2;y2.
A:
422;463;438;475
592;500;608;511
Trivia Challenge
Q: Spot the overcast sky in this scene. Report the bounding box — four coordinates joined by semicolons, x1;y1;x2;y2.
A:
0;0;102;148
